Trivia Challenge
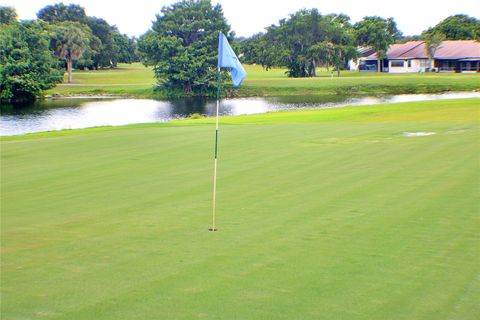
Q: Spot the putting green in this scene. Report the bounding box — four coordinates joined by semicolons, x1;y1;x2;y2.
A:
2;98;479;319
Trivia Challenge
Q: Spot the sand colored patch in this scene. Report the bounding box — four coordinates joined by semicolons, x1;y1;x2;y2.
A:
403;132;436;137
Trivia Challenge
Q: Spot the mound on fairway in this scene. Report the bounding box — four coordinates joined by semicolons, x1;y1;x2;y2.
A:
1;98;479;319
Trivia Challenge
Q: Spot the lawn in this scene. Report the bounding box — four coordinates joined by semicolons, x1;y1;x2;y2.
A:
1;98;479;319
46;63;480;98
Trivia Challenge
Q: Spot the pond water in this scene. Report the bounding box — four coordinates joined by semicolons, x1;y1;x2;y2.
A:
1;92;479;136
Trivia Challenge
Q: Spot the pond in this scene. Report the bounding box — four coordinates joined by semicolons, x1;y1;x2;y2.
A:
1;92;479;136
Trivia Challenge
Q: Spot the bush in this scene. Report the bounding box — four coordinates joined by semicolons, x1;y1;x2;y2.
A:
0;20;62;102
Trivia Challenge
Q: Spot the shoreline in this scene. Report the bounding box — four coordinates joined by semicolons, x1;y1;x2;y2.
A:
43;88;480;100
45;94;129;100
2;96;479;139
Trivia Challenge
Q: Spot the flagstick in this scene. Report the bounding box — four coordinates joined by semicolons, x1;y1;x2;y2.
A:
210;66;221;232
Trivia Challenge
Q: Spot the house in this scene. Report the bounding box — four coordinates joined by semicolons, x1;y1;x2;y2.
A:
348;46;376;71
431;41;480;73
352;40;480;73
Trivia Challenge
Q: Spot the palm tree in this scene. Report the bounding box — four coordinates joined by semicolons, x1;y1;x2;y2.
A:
50;22;91;83
424;32;445;72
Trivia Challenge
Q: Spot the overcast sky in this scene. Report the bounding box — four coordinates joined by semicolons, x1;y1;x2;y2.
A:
4;0;479;37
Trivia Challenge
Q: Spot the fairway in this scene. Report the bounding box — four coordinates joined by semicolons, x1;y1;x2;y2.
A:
46;63;480;97
1;99;480;319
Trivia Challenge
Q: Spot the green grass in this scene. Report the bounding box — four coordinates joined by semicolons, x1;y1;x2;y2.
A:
46;63;156;98
46;63;480;98
2;98;479;319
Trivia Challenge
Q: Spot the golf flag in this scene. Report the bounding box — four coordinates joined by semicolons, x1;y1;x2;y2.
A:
210;32;246;232
218;32;246;87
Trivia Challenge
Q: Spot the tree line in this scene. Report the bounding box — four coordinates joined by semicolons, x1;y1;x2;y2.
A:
0;3;137;102
1;0;479;102
137;1;478;94
135;2;403;93
239;12;479;75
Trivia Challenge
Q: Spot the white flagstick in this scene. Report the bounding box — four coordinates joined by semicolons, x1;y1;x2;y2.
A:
210;66;221;232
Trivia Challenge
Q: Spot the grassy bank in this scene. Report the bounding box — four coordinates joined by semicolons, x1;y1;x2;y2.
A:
46;63;480;98
2;99;479;319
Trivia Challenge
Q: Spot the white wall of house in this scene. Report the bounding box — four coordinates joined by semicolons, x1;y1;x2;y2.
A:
348;59;359;71
413;59;431;72
389;60;406;73
389;59;430;73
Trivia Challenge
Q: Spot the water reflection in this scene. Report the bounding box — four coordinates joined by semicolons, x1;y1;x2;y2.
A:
169;97;211;116
1;92;479;136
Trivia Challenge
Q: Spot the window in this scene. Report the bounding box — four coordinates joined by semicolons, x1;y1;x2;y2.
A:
407;60;412;68
391;60;404;67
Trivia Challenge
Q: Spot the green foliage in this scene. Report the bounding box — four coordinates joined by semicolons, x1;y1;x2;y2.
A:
37;3;86;24
354;16;402;52
49;21;92;82
84;17;118;68
0;6;17;24
422;14;480;40
238;33;278;68
423;31;446;60
137;0;231;93
238;33;262;64
74;34;102;70
0;20;62;102
114;33;137;64
354;16;401;71
396;35;422;43
49;21;92;61
37;3;137;70
257;10;358;77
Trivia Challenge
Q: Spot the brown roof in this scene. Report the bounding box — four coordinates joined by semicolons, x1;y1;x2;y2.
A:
388;41;425;58
363;40;480;60
435;41;480;59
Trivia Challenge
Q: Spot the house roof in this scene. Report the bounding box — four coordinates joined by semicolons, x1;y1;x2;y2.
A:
435;41;480;59
388;41;425;59
363;40;480;60
357;46;375;57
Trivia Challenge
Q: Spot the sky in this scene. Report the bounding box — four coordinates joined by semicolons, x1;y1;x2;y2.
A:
3;0;479;38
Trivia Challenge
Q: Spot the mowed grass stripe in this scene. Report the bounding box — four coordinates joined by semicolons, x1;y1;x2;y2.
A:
1;99;479;319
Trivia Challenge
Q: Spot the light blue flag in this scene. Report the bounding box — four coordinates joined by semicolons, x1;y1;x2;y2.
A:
218;32;246;87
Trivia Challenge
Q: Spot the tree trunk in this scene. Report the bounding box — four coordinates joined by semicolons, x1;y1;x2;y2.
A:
377;58;381;73
184;82;192;93
66;59;73;83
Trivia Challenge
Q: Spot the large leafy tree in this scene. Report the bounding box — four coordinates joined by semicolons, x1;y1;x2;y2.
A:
137;0;231;93
37;3;136;70
354;16;401;72
114;33;137;64
422;15;479;40
238;33;265;65
84;17;118;68
0;6;17;24
49;21;92;82
267;9;326;77
255;10;357;77
37;3;86;24
321;14;358;77
0;13;62;102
